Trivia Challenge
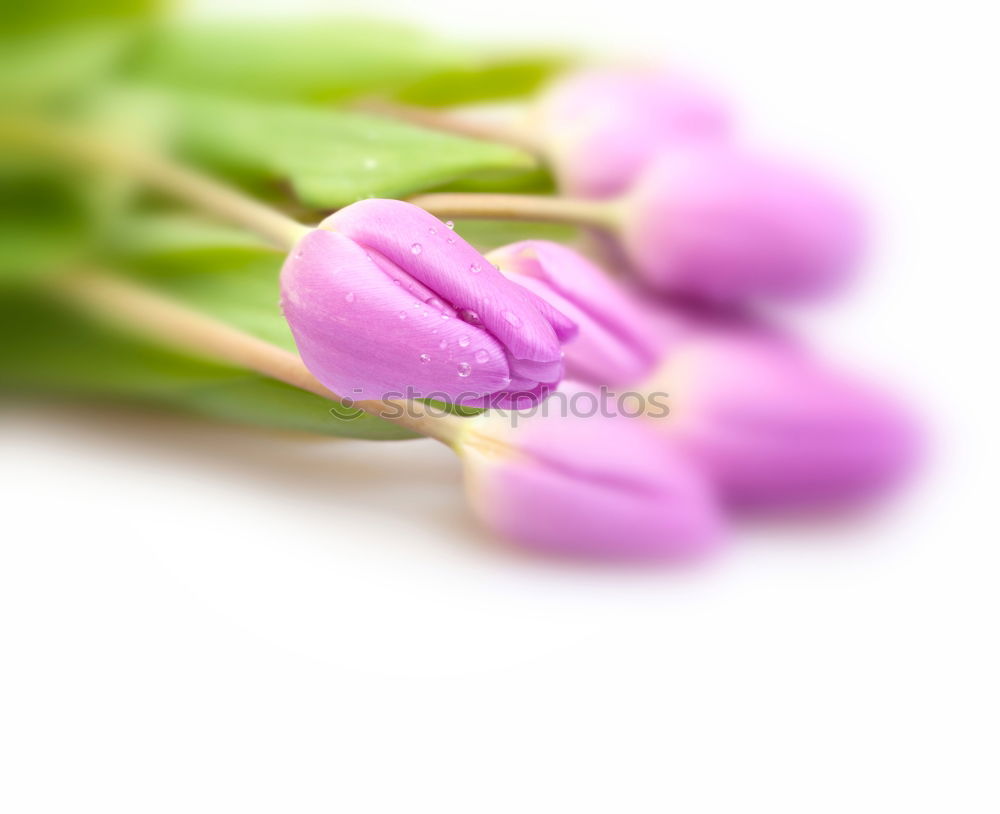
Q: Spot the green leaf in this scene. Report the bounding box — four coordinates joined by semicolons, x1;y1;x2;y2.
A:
0;163;94;283
394;53;571;107
0;24;139;107
172;95;536;208
127;19;472;104
2;0;161;36
111;213;297;351
452;219;580;254
0;291;417;440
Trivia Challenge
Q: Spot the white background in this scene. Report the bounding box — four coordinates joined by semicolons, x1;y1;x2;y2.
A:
2;1;998;811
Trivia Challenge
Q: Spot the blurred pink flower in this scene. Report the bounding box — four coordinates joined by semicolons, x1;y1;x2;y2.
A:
458;411;725;559
490;239;659;387
621;146;866;302
646;329;919;511
533;69;732;197
281;200;576;406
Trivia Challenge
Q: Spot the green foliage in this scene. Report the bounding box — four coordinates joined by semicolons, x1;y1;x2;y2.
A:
112;213;296;350
395;53;569;107
0;293;417;440
1;0;163;36
127;19;469;104
452;220;580;254
0;10;569;439
172;95;535;208
0;24;140;107
0;164;95;283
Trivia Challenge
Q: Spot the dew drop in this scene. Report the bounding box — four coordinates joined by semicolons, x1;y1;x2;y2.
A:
410;243;422;255
445;220;454;230
458;335;471;348
398;311;407;320
502;310;522;327
345;292;355;303
439;339;448;350
474;349;490;364
419;353;431;364
469;262;482;274
440;313;450;320
457;362;472;378
447;236;455;244
428;227;437;236
458;309;481;326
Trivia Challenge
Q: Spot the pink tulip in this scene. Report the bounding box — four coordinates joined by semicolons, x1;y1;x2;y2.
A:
281;200;576;407
489;240;659;387
646;330;919;511
458;410;724;559
533;69;732;197
621;146;866;302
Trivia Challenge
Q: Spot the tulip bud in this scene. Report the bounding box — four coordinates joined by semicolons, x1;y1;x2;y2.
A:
457;410;724;559
532;69;732;197
488;240;659;387
646;331;919;510
620;146;866;302
281;200;576;407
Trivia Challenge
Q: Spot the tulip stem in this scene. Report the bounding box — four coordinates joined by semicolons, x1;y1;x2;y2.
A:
45;270;466;445
407;192;620;231
0;117;310;250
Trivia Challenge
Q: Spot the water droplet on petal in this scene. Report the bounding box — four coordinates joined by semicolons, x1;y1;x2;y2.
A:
398;311;407;320
410;243;422;255
439;339;448;350
440;313;450;320
474;349;490;364
458;309;481;326
428;227;437;236
419;353;431;364
345;292;355;303
445;220;454;230
457;362;472;378
458;335;470;348
502;310;522;327
447;236;455;244
469;263;482;274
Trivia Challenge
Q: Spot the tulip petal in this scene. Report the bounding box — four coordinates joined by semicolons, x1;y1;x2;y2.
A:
321;200;574;370
535;69;732;197
282;229;512;401
622;146;866;302
492;240;660;386
652;332;919;510
461;412;725;559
